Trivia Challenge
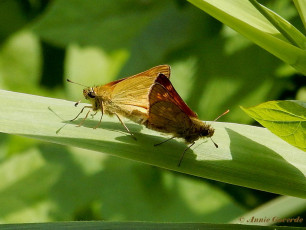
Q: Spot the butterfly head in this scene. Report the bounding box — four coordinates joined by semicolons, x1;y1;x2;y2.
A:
83;87;96;100
200;125;214;138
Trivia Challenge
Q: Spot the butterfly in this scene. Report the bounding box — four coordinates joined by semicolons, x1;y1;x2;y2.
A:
68;65;171;139
145;74;225;166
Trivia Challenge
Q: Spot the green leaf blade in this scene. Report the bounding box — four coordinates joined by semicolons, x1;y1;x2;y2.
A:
241;101;306;151
0;90;305;198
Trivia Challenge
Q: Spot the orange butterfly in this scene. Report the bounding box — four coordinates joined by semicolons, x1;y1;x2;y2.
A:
68;65;170;138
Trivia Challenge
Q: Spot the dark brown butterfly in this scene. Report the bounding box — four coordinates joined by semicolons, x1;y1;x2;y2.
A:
145;74;228;166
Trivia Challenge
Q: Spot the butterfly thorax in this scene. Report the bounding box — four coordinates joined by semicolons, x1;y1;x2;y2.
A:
183;118;214;143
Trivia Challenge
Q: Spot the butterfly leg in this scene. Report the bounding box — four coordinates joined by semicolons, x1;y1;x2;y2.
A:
154;136;175;146
178;142;195;167
115;113;136;140
70;105;92;122
93;98;104;129
91;111;98;118
77;109;91;127
93;112;103;129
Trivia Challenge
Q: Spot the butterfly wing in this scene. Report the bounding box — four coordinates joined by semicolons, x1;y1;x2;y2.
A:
152;74;198;118
102;64;170;89
108;65;171;109
146;75;196;134
94;65;170;123
147;97;192;135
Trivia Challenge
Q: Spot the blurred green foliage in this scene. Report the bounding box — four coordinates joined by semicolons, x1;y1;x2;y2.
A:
0;0;305;225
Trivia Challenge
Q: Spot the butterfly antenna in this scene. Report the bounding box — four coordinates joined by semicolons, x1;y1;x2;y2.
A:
210;137;218;148
67;79;88;88
214;109;230;122
209;110;229;148
67;79;88;107
74;100;81;107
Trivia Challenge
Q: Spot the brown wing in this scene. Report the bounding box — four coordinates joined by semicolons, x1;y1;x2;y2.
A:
147;83;192;134
109;65;171;109
152;74;198;118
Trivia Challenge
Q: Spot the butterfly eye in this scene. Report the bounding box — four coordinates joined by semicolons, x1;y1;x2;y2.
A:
88;91;95;98
200;129;209;137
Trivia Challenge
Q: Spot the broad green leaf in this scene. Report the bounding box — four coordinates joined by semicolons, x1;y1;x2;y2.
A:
241;100;306;152
0;90;305;198
187;0;306;74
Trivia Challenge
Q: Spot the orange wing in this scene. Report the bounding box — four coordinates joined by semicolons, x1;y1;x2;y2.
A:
93;65;171;123
94;65;170;110
108;65;170;109
103;65;170;89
